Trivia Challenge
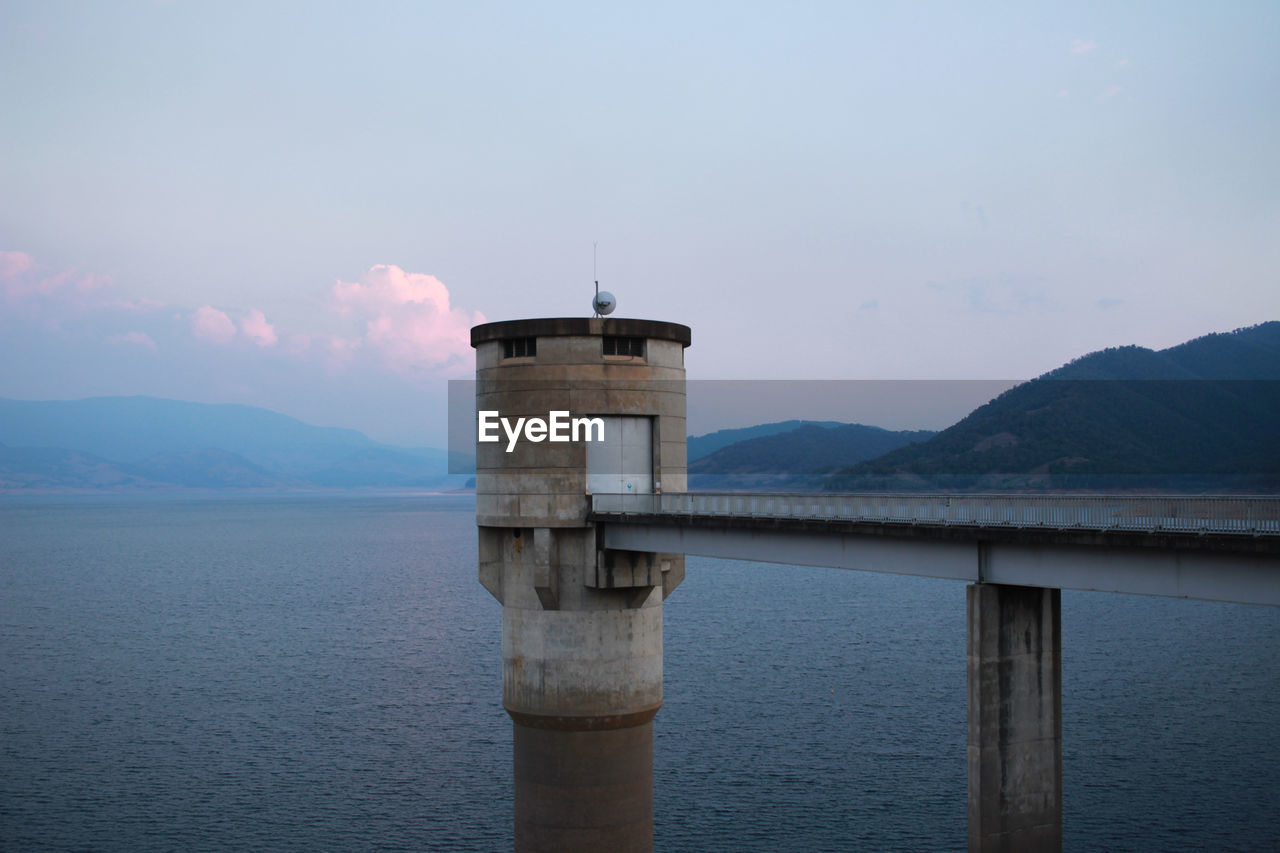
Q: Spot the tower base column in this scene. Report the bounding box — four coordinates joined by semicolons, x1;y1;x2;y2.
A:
513;717;655;853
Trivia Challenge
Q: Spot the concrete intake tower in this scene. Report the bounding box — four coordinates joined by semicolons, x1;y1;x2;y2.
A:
470;317;691;853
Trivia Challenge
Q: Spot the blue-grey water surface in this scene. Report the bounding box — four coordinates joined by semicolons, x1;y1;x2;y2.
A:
2;495;1278;851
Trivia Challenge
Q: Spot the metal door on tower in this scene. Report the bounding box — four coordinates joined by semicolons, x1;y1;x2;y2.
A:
586;416;653;495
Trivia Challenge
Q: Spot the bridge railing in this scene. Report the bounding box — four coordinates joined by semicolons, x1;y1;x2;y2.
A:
590;492;1280;535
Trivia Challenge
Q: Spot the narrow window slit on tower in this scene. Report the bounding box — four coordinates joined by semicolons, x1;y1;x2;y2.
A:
603;336;645;358
502;337;537;359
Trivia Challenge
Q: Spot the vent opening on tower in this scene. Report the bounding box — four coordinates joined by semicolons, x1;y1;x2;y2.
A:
603;336;645;359
502;337;537;359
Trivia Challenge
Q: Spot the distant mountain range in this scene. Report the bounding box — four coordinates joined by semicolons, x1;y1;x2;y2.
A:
4;322;1276;493
824;322;1280;491
0;397;467;492
689;423;935;490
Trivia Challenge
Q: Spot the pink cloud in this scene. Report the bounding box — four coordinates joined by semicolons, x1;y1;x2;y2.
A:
331;265;485;372
1100;85;1123;99
0;252;36;302
2;250;485;383
191;305;237;343
0;250;35;280
0;250;109;302
240;308;278;347
1070;39;1097;54
333;264;452;312
325;335;361;365
106;331;158;351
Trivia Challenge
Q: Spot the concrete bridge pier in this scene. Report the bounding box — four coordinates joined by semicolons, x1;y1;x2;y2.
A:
967;583;1062;852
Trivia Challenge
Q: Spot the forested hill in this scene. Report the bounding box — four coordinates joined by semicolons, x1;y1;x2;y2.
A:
690;423;935;490
824;322;1280;491
687;420;847;462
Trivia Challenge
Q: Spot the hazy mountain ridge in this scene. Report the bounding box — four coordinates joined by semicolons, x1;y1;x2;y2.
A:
0;445;157;491
687;420;847;462
124;449;291;489
689;423;936;490
824;322;1280;491
0;396;462;491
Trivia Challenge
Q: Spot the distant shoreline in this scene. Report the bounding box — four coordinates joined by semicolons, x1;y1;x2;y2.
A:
0;487;478;499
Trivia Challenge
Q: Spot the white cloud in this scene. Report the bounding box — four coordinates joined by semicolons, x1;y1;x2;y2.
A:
103;297;167;312
928;277;1052;315
106;331;158;351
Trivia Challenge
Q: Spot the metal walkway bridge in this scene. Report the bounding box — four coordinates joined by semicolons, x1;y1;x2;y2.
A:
590;492;1280;606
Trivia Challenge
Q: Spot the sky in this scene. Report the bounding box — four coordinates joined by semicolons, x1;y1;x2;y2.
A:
1;1;1277;446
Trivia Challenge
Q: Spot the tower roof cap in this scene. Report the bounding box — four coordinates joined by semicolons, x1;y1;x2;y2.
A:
471;317;691;348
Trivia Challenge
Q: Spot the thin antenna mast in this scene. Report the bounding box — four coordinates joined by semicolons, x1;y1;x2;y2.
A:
591;240;616;317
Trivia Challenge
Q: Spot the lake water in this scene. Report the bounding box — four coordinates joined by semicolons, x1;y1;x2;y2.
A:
2;495;1278;851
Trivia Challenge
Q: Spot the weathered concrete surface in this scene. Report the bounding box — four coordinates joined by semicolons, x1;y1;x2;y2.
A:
490;523;665;852
502;581;665;720
474;329;688;528
967;583;1062;853
471;317;689;852
514;723;655;853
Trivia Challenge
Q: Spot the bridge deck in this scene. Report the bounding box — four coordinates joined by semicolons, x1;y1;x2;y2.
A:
592;492;1280;537
589;492;1280;605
